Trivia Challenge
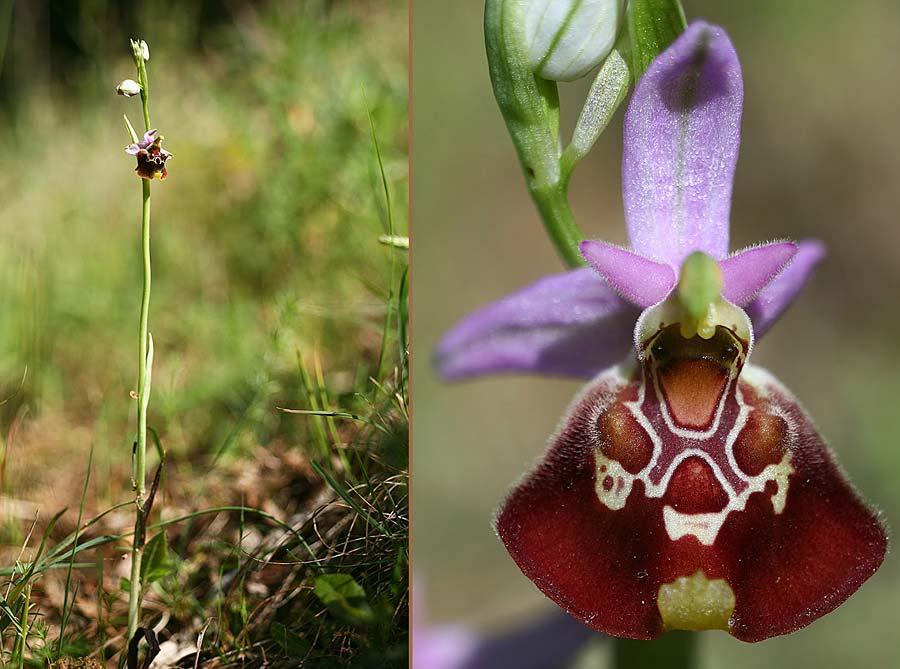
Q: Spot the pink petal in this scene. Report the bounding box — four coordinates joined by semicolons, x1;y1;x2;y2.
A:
720;241;797;305
580;240;676;308
746;240;826;337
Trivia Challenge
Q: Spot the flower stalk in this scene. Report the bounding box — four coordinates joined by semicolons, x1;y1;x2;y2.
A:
483;0;684;268
616;632;694;669
127;37;154;645
484;0;586;268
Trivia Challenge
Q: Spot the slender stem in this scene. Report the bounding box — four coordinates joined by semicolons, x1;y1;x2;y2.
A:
127;177;151;643
14;581;31;669
614;632;696;669
484;0;587;270
127;46;153;644
529;181;586;269
137;50;150;130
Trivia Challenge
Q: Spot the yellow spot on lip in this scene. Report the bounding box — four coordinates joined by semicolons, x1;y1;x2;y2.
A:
657;570;735;632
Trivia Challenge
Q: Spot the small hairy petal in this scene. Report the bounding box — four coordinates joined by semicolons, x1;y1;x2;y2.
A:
496;363;886;641
622;21;742;265
580;240;676;307
745;240;825;337
434;268;638;380
720;241;797;305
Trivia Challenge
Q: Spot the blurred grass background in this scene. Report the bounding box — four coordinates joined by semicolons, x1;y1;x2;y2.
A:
0;0;408;664
0;0;407;468
0;0;407;489
412;1;900;667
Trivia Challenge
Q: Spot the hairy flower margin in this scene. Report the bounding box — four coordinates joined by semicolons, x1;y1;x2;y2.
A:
436;22;887;642
125;128;172;180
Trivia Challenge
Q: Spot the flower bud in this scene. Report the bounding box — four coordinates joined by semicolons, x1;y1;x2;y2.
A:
116;79;142;97
525;0;625;81
130;38;150;63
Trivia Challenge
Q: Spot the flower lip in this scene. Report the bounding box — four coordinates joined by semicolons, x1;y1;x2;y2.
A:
495;360;887;642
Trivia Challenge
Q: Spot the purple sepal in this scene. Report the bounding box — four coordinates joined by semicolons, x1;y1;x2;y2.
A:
622;22;742;265
435;268;639;380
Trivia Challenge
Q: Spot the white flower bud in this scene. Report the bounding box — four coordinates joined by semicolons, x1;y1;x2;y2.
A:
525;0;625;82
130;38;150;63
116;79;142;97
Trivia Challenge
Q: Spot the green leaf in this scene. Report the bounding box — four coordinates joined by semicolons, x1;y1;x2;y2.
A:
270;622;310;656
140;532;174;584
313;573;375;627
628;0;687;78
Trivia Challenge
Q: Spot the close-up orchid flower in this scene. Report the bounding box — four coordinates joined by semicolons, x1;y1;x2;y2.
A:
435;15;886;651
125;128;173;180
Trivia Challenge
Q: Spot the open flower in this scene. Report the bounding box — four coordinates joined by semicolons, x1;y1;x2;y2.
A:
436;22;886;642
125;129;172;180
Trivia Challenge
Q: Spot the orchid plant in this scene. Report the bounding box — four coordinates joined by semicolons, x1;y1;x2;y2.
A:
118;38;171;647
435;3;887;663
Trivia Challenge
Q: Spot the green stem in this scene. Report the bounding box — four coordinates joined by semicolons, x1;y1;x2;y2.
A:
127;177;151;644
614;632;696;669
137;52;150;130
485;0;587;269
127;49;153;644
14;582;31;669
529;181;585;269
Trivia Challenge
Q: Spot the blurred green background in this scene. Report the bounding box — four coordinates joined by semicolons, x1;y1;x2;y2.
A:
0;0;407;481
412;1;900;667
